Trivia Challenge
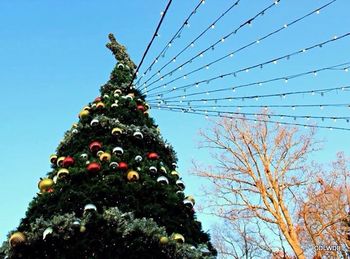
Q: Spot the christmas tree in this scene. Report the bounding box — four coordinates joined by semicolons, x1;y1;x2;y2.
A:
0;34;216;259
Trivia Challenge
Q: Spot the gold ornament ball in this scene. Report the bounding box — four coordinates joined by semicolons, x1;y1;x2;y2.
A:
185;195;195;205
127;170;140;181
38;178;54;193
96;102;105;109
112;127;123;135
56;156;66;167
99;152;111;162
9;232;26;247
159;236;169;245
172;233;185;243
80;225;86;233
79;110;90;119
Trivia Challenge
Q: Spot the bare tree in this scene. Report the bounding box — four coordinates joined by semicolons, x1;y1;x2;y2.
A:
296;152;350;258
194;115;319;258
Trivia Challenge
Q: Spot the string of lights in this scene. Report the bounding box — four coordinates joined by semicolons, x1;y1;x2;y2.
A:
150;85;350;104
143;32;350;96
153;107;350;131
143;0;337;95
152;105;350;121
146;61;350;100
134;0;205;86
148;103;350;110
130;0;173;86
138;0;279;91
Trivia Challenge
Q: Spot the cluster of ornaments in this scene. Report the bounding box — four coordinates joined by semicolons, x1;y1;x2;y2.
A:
13;89;194;249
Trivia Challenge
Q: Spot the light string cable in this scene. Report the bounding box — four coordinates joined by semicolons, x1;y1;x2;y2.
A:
135;0;206;86
130;0;173;87
153;108;350;131
138;0;266;91
151;85;350;104
146;61;350;101
145;0;337;97
153;106;350;121
146;32;350;101
151;103;350;110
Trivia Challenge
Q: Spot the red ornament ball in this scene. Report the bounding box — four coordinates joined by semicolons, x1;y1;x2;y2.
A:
94;97;102;103
148;152;159;160
62;156;75;168
89;141;102;153
137;105;145;112
118;162;128;171
87;162;101;173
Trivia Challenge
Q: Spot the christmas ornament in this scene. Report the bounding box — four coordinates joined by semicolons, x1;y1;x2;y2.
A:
80;225;86;233
149;166;157;174
72;219;81;228
103;94;109;99
79;110;90;119
50;154;58;164
84;204;97;213
82;106;91;111
137;105;145;112
94;97;102;103
157;176;169;185
118;162;128;171
109;162;119;170
43;227;53;240
183;199;194;208
90;118;99;127
80;153;88;160
112;127;123;135
57;168;69;179
144;103;150;111
62;156;75;168
172;233;185;243
9;232;26;247
171;171;180;180
99;152;111;162
97;150;104;157
160;166;167;174
159;236;169;245
185;196;195;205
112;147;124;156
127;170;139;181
56;156;66;167
111;103;118;108
87;162;101;173
72;129;78;134
117;63;124;69
135;155;143;162
172;162;177;168
38;178;54;193
133;131;143;140
147;152;159;160
176;180;185;190
89;141;102;153
96;102;105;109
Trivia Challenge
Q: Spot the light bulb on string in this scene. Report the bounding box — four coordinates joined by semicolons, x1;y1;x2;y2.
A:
316;9;320;14
292;106;296;110
221;38;225;43
284;78;288;83
284;24;288;28
211;24;215;29
256;40;260;44
191;42;195;47
230;53;234;58
344;68;349;72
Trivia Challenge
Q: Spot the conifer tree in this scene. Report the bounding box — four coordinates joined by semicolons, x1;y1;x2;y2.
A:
0;34;216;259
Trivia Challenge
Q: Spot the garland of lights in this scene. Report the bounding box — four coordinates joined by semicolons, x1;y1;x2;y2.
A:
135;0;206;85
143;32;350;97
140;0;337;93
146;61;350;100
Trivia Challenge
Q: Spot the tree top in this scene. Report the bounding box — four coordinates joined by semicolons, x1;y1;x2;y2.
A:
106;33;136;71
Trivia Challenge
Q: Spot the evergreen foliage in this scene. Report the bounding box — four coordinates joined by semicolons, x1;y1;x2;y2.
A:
1;34;216;258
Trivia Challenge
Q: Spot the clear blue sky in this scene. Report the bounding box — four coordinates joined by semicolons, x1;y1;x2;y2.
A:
0;0;349;243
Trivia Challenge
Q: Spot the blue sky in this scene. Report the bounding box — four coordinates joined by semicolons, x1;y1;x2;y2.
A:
0;0;349;244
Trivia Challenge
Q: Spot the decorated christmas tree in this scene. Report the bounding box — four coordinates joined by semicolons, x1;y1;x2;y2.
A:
0;34;216;259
